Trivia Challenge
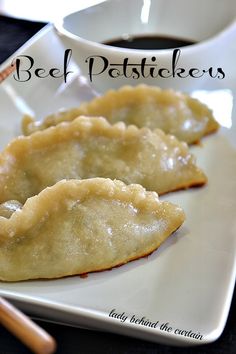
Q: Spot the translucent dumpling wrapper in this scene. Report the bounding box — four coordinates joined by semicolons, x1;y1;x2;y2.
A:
0;178;185;281
0;116;206;204
22;85;219;144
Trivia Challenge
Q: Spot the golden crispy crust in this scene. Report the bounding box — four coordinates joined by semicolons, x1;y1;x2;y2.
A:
0;116;206;203
0;178;165;233
7;117;158;157
22;85;219;144
0;178;185;281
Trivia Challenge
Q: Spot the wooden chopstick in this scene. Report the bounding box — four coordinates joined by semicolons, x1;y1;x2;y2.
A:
0;62;16;84
0;296;56;354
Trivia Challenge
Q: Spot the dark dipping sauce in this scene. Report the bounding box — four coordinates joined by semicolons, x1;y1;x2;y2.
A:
103;35;195;50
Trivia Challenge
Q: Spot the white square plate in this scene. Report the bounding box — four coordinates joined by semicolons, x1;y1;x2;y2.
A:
0;25;236;346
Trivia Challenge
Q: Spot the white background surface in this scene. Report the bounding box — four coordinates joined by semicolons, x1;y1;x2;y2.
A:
0;0;104;22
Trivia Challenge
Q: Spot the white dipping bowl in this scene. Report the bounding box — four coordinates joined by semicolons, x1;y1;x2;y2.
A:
55;0;236;93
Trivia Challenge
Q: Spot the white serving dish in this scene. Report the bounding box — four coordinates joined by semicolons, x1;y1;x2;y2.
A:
0;24;236;346
55;0;236;92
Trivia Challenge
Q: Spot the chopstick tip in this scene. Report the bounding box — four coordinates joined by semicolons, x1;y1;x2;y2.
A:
40;336;57;354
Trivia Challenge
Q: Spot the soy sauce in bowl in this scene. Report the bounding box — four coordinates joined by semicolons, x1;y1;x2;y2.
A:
103;35;195;50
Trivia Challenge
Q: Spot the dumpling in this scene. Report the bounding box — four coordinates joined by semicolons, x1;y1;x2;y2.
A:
22;85;219;143
0;178;185;281
0;116;206;204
